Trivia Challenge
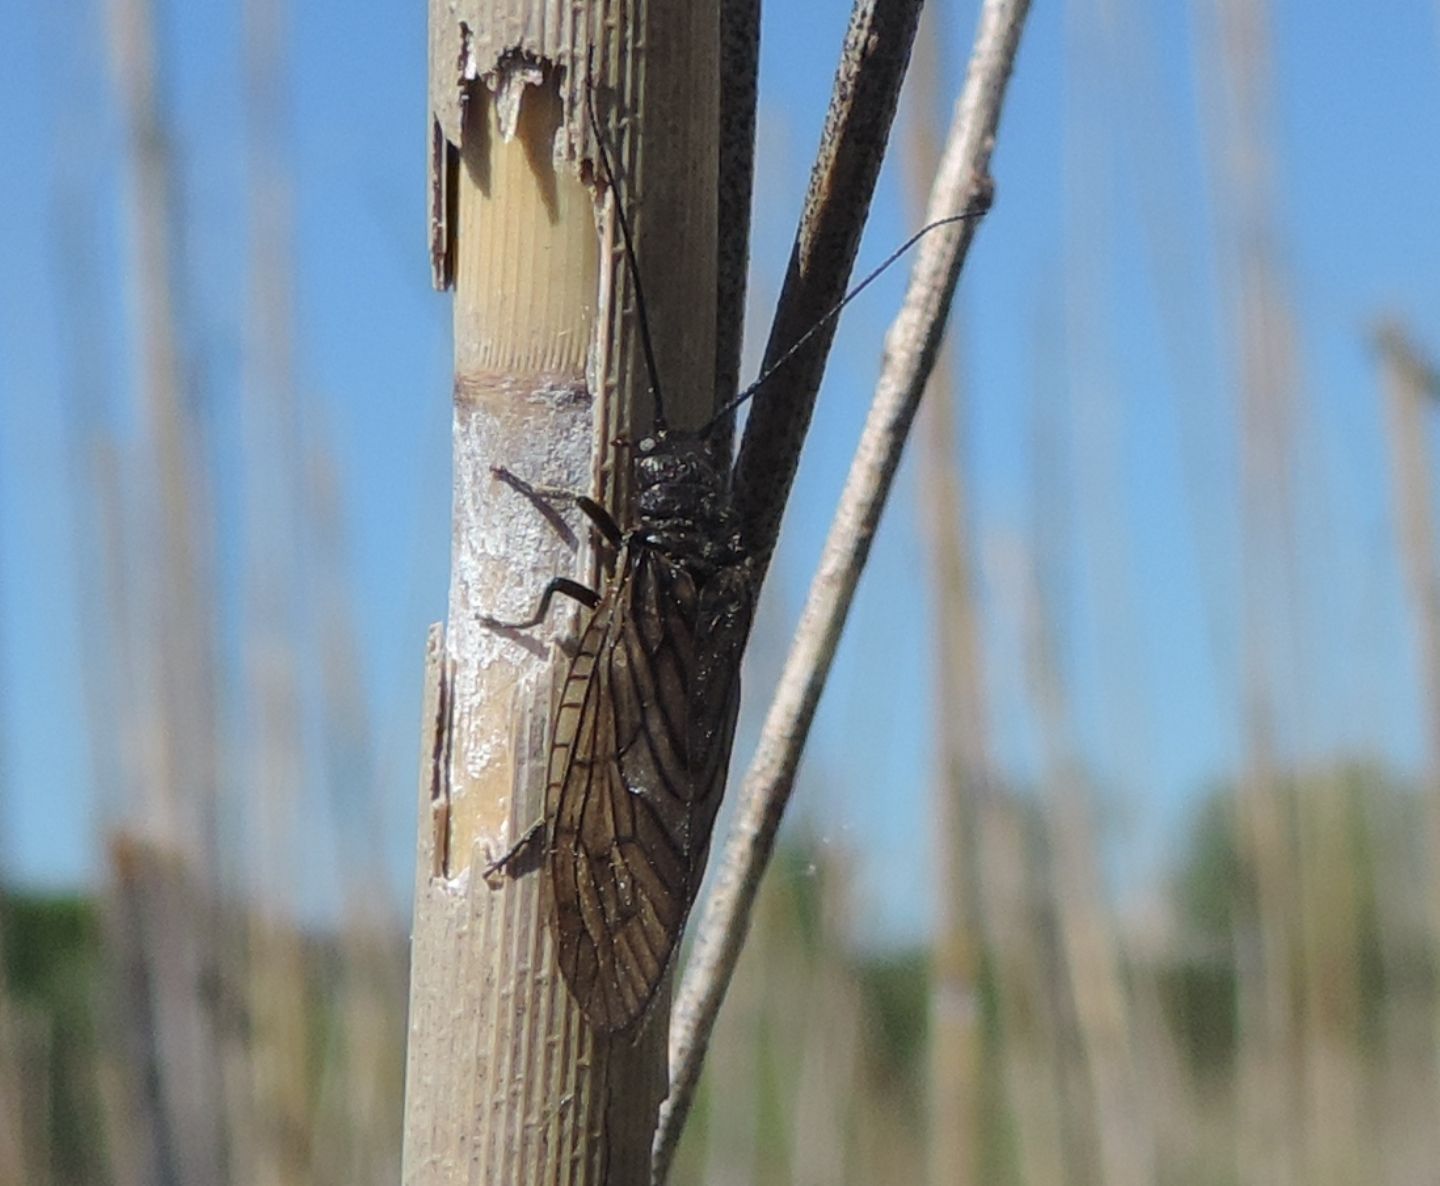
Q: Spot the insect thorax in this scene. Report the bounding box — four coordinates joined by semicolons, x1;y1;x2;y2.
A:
632;429;744;577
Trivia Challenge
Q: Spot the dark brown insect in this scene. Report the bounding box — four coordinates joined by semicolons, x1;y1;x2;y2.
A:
533;433;751;1032
483;83;991;1032
478;94;753;1033
483;406;752;1033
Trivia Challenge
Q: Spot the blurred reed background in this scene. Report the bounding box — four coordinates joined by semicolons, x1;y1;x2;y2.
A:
2;0;1439;1183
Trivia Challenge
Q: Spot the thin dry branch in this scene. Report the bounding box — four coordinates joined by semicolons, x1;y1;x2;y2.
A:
108;0;228;1177
1201;0;1308;1176
1374;322;1440;1112
239;0;316;1177
906;8;989;1183
710;0;762;465
731;0;925;586
654;2;1033;1177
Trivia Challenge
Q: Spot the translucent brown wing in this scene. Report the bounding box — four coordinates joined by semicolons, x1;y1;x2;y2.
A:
544;542;749;1032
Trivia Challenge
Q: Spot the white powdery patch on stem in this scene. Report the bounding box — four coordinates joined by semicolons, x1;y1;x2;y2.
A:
447;381;594;788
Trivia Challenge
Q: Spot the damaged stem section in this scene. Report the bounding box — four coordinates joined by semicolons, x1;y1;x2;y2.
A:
405;3;720;1183
407;65;606;1186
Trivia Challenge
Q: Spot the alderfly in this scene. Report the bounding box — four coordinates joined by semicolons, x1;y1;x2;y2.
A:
482;79;989;1032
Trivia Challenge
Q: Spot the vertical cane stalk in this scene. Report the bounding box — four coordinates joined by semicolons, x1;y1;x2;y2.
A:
406;5;719;1179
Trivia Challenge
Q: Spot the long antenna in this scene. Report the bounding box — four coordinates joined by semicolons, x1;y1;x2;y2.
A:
585;78;669;431
701;202;991;436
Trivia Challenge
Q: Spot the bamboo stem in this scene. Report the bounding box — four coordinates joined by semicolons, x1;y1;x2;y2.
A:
1375;323;1440;1135
308;439;408;1186
982;798;1069;1186
238;0;317;1180
407;6;719;1179
1024;407;1154;1186
1197;0;1307;1178
907;9;988;1183
108;0;229;1178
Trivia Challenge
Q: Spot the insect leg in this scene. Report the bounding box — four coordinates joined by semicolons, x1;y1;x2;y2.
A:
492;465;587;507
574;496;623;550
491;467;624;551
478;577;600;632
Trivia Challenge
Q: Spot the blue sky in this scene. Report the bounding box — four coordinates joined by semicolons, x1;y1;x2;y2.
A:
2;0;1439;947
